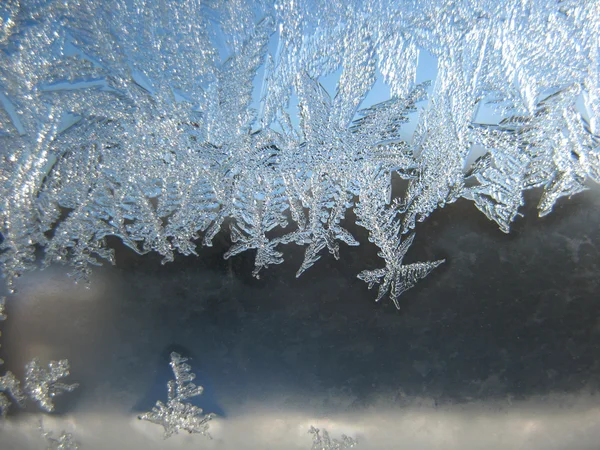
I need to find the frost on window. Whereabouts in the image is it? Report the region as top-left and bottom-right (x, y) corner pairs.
(0, 0), (599, 308)
(138, 352), (214, 439)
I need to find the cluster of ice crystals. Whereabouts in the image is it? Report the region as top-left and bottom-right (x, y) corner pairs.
(309, 426), (357, 450)
(24, 359), (79, 413)
(1, 0), (599, 307)
(1, 356), (76, 416)
(138, 352), (214, 439)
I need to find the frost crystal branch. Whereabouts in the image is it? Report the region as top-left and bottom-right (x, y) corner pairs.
(138, 352), (214, 439)
(356, 171), (445, 308)
(1, 0), (599, 308)
(309, 426), (357, 450)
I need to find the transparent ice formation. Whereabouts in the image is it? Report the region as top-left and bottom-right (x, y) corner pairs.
(0, 0), (599, 308)
(138, 352), (214, 439)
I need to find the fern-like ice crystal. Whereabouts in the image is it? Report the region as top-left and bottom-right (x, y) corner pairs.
(138, 352), (214, 439)
(1, 0), (599, 308)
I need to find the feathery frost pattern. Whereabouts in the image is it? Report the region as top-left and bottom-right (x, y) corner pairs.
(1, 0), (599, 308)
(138, 352), (214, 438)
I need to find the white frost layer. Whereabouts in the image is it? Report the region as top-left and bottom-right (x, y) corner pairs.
(1, 393), (599, 449)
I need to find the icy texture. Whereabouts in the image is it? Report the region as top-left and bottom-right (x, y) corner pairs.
(43, 431), (79, 450)
(24, 359), (79, 413)
(355, 172), (445, 308)
(309, 426), (357, 449)
(0, 0), (599, 308)
(1, 357), (76, 416)
(40, 423), (80, 450)
(138, 352), (214, 439)
(0, 370), (25, 417)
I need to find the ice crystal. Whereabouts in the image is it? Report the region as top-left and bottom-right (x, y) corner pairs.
(355, 169), (445, 308)
(1, 0), (599, 308)
(309, 426), (357, 450)
(24, 359), (79, 413)
(1, 358), (77, 417)
(0, 370), (25, 418)
(40, 422), (80, 450)
(43, 431), (79, 450)
(467, 85), (600, 232)
(138, 352), (214, 439)
(0, 303), (75, 416)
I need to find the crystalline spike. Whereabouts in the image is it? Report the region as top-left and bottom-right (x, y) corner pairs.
(168, 352), (204, 401)
(332, 25), (376, 128)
